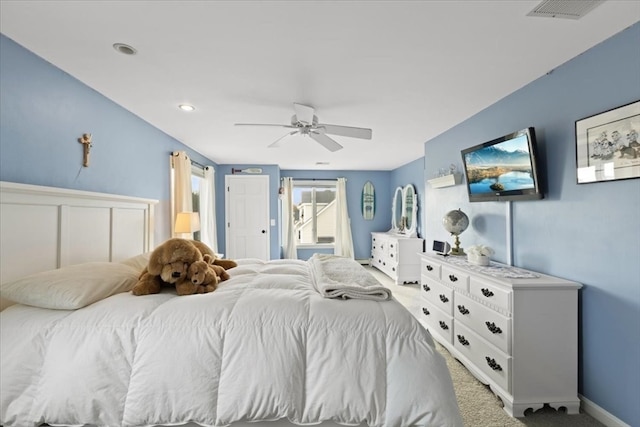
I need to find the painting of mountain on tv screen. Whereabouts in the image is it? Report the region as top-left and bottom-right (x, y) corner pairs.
(463, 134), (534, 194)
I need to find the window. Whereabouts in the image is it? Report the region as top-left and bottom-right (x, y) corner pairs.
(190, 164), (204, 241)
(170, 152), (205, 240)
(291, 180), (337, 246)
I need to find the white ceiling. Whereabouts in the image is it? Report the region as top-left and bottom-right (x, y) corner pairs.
(1, 1), (638, 171)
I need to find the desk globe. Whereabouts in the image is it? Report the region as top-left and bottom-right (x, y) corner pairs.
(442, 209), (469, 255)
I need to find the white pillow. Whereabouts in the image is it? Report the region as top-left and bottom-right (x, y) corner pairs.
(119, 252), (152, 272)
(0, 262), (140, 310)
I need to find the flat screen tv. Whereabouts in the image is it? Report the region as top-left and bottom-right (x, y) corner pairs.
(461, 127), (544, 202)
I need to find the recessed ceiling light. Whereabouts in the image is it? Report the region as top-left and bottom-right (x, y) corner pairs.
(178, 104), (195, 112)
(112, 43), (137, 55)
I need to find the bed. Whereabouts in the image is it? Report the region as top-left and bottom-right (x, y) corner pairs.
(0, 181), (463, 427)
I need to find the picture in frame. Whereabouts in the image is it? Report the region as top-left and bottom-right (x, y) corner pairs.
(576, 100), (640, 184)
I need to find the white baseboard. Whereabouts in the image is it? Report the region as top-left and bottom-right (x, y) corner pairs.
(356, 259), (370, 265)
(580, 394), (631, 427)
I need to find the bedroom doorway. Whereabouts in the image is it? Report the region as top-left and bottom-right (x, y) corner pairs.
(225, 175), (270, 260)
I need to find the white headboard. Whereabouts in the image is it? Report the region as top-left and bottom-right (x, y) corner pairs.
(0, 181), (157, 310)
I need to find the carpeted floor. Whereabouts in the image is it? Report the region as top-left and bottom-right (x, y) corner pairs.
(365, 266), (605, 427)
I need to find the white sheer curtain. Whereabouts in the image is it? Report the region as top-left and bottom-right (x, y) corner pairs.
(281, 177), (297, 259)
(199, 166), (218, 252)
(171, 151), (194, 238)
(334, 177), (354, 259)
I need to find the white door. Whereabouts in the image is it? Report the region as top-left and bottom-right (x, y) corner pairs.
(225, 175), (270, 260)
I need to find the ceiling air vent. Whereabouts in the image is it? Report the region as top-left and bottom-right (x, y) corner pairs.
(527, 0), (606, 20)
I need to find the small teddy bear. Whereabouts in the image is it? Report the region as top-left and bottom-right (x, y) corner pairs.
(187, 259), (220, 294)
(188, 254), (233, 294)
(203, 254), (230, 281)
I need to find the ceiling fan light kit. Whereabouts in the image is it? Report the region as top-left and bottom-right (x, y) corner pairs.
(235, 103), (372, 152)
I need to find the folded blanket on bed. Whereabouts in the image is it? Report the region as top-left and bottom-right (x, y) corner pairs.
(309, 253), (392, 301)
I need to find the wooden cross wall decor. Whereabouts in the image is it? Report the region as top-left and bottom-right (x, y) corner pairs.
(78, 133), (92, 167)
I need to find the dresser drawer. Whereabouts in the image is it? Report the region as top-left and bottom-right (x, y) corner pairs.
(469, 277), (511, 313)
(387, 240), (398, 261)
(420, 300), (453, 345)
(371, 254), (384, 270)
(454, 321), (511, 393)
(421, 277), (454, 315)
(441, 265), (470, 293)
(420, 258), (441, 281)
(455, 292), (511, 354)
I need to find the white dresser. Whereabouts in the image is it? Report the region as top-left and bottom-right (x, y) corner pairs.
(418, 253), (582, 418)
(370, 232), (424, 284)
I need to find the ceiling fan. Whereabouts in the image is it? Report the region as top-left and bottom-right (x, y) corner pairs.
(234, 103), (372, 152)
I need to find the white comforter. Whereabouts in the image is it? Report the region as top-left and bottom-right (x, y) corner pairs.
(1, 259), (463, 427)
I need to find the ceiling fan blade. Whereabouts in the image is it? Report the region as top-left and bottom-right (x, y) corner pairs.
(268, 130), (299, 148)
(318, 123), (372, 140)
(293, 103), (315, 125)
(235, 123), (296, 128)
(309, 132), (343, 152)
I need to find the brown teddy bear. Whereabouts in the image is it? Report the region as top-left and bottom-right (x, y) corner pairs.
(132, 238), (238, 296)
(190, 240), (238, 270)
(187, 254), (232, 294)
(132, 269), (165, 296)
(203, 254), (231, 281)
(132, 238), (203, 296)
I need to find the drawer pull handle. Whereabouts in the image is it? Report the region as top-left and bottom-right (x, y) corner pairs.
(481, 288), (494, 298)
(426, 265), (433, 271)
(457, 305), (469, 315)
(485, 357), (502, 371)
(457, 335), (469, 346)
(438, 321), (449, 330)
(422, 284), (431, 292)
(439, 294), (449, 303)
(422, 307), (430, 316)
(448, 274), (458, 282)
(485, 321), (502, 334)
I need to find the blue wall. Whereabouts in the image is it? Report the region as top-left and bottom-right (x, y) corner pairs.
(422, 23), (640, 426)
(0, 33), (396, 263)
(0, 34), (218, 244)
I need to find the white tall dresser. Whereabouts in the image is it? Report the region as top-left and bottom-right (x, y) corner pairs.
(418, 253), (582, 418)
(370, 232), (424, 284)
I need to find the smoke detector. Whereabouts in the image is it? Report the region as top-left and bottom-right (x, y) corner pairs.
(527, 0), (605, 20)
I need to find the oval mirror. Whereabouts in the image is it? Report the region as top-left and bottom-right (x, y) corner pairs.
(403, 184), (417, 237)
(391, 186), (403, 231)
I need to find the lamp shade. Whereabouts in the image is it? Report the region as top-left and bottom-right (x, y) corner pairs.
(175, 212), (201, 233)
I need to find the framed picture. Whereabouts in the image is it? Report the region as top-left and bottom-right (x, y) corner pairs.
(576, 100), (640, 184)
